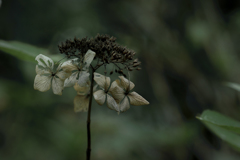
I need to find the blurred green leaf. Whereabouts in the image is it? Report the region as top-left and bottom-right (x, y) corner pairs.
(0, 40), (63, 62)
(197, 110), (240, 134)
(225, 82), (240, 92)
(0, 40), (48, 62)
(204, 122), (240, 151)
(197, 110), (240, 151)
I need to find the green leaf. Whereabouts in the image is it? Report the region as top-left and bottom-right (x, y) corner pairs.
(197, 110), (240, 151)
(0, 40), (48, 62)
(204, 122), (240, 151)
(224, 82), (240, 92)
(197, 110), (240, 134)
(0, 40), (63, 62)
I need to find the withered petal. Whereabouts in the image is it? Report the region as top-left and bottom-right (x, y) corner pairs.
(93, 90), (106, 105)
(128, 91), (149, 106)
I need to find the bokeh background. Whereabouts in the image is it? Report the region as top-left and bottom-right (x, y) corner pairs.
(1, 0), (240, 159)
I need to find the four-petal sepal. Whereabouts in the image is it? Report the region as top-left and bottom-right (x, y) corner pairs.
(34, 54), (68, 95)
(109, 76), (150, 113)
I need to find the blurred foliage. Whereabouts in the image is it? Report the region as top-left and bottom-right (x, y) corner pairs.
(225, 82), (240, 92)
(198, 110), (240, 151)
(1, 0), (240, 160)
(0, 40), (62, 62)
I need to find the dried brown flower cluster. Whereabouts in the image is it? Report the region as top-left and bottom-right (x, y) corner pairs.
(58, 34), (141, 77)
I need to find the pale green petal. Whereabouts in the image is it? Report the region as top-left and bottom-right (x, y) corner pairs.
(36, 65), (51, 75)
(118, 76), (135, 91)
(61, 58), (78, 72)
(93, 90), (106, 105)
(94, 72), (110, 91)
(52, 77), (64, 95)
(77, 71), (90, 87)
(34, 74), (52, 92)
(119, 96), (130, 113)
(128, 91), (149, 106)
(64, 71), (78, 87)
(106, 94), (119, 112)
(83, 50), (96, 70)
(109, 81), (125, 103)
(35, 54), (54, 70)
(74, 95), (89, 112)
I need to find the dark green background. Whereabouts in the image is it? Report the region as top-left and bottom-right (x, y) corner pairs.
(1, 0), (240, 159)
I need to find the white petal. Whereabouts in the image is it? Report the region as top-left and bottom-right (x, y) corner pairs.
(109, 79), (120, 92)
(106, 94), (119, 112)
(61, 59), (78, 72)
(109, 81), (125, 103)
(83, 50), (96, 70)
(74, 82), (90, 95)
(55, 62), (63, 72)
(93, 90), (106, 105)
(77, 71), (90, 87)
(119, 96), (130, 113)
(128, 92), (149, 106)
(118, 76), (135, 91)
(93, 84), (98, 92)
(52, 77), (64, 95)
(56, 70), (71, 80)
(35, 54), (54, 69)
(74, 95), (89, 112)
(34, 74), (52, 92)
(64, 71), (78, 87)
(36, 65), (51, 75)
(94, 72), (110, 91)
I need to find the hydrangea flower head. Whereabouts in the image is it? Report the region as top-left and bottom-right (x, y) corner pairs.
(61, 49), (96, 88)
(110, 76), (149, 113)
(34, 54), (69, 95)
(93, 73), (119, 112)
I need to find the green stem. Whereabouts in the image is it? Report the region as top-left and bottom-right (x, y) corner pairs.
(86, 67), (95, 160)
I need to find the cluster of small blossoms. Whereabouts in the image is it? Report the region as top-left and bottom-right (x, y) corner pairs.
(34, 35), (149, 113)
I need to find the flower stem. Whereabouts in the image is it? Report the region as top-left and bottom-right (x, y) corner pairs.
(86, 67), (95, 160)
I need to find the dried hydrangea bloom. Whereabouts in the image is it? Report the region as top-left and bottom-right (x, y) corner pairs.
(73, 81), (98, 112)
(34, 54), (69, 95)
(74, 95), (89, 112)
(110, 76), (149, 112)
(73, 81), (90, 112)
(74, 80), (91, 95)
(93, 73), (119, 112)
(61, 49), (96, 88)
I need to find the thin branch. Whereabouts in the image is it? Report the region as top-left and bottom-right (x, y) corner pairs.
(94, 63), (104, 70)
(113, 62), (121, 70)
(86, 66), (95, 160)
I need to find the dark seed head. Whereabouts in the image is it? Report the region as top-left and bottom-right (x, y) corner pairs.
(58, 34), (140, 74)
